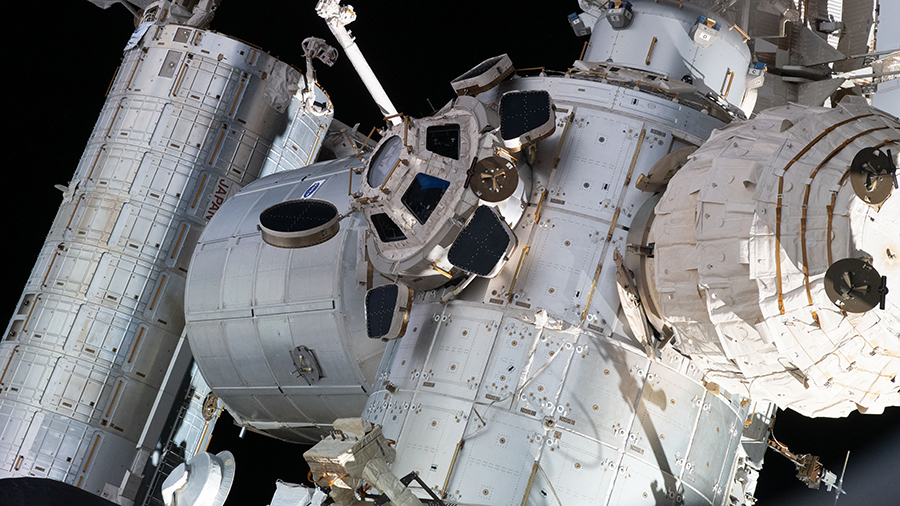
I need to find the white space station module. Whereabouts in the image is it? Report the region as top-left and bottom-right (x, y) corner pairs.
(2, 1), (898, 506)
(0, 0), (339, 502)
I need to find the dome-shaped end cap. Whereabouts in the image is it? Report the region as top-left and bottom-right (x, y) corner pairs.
(211, 451), (236, 506)
(161, 451), (236, 506)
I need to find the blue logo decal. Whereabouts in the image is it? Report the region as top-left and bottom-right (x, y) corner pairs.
(303, 180), (325, 199)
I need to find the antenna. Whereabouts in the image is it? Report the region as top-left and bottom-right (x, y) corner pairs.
(831, 451), (850, 506)
(767, 437), (850, 499)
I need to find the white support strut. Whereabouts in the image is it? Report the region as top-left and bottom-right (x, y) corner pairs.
(316, 0), (402, 125)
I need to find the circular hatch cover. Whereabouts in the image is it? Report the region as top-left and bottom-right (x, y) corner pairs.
(849, 147), (896, 206)
(259, 199), (340, 248)
(468, 155), (518, 202)
(823, 258), (885, 313)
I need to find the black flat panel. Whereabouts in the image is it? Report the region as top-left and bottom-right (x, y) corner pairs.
(499, 90), (552, 141)
(401, 173), (451, 225)
(426, 124), (461, 160)
(371, 213), (407, 243)
(448, 206), (510, 276)
(366, 284), (399, 339)
(259, 200), (337, 232)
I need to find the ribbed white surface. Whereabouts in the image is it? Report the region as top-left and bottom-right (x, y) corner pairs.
(650, 103), (900, 417)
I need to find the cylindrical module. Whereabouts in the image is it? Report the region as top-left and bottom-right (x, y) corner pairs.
(0, 13), (331, 503)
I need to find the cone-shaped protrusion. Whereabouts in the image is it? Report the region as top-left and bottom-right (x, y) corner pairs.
(161, 451), (235, 506)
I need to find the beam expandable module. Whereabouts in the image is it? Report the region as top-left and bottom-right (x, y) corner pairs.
(631, 104), (899, 418)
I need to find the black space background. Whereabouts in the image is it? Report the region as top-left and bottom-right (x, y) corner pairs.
(4, 1), (898, 505)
